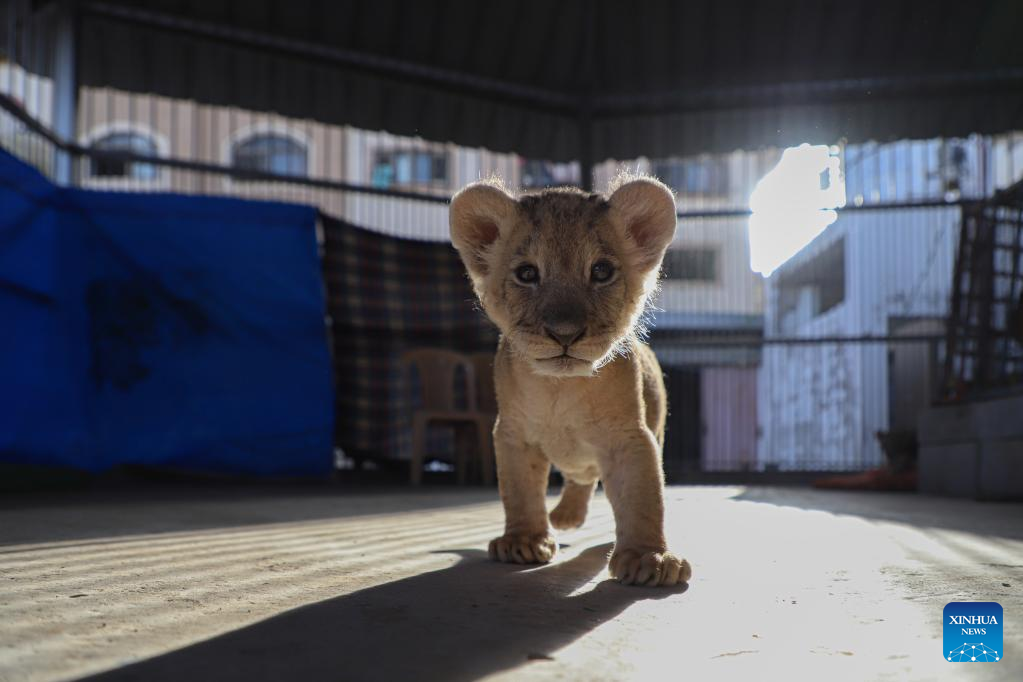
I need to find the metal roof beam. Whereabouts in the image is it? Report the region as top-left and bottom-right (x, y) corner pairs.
(592, 68), (1023, 118)
(81, 1), (581, 117)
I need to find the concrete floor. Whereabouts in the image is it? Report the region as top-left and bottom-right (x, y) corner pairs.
(0, 485), (1020, 682)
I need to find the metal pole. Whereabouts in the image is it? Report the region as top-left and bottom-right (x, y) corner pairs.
(579, 115), (593, 191)
(578, 5), (595, 191)
(52, 0), (77, 185)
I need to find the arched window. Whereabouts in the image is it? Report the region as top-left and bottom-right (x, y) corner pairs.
(89, 132), (159, 181)
(231, 133), (308, 178)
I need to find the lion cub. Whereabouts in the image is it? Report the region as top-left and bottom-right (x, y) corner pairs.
(449, 175), (691, 587)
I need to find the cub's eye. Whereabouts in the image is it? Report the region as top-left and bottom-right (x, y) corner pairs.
(514, 264), (539, 284)
(591, 260), (615, 283)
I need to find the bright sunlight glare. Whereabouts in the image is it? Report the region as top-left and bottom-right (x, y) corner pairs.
(748, 143), (846, 276)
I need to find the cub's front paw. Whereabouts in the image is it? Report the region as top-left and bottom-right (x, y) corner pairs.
(609, 548), (691, 586)
(488, 533), (557, 564)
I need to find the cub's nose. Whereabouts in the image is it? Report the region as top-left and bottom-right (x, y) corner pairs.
(545, 325), (586, 348)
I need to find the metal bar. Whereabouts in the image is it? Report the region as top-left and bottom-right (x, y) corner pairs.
(943, 205), (971, 390)
(0, 91), (67, 148)
(647, 333), (947, 347)
(0, 93), (452, 203)
(51, 0), (77, 185)
(592, 67), (1023, 118)
(578, 117), (593, 192)
(0, 93), (992, 212)
(973, 211), (997, 384)
(77, 148), (455, 203)
(578, 6), (595, 191)
(675, 199), (979, 220)
(80, 1), (580, 117)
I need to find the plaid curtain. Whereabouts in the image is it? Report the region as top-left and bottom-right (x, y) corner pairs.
(321, 215), (498, 461)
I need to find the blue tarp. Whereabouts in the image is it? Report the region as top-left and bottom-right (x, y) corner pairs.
(0, 151), (334, 476)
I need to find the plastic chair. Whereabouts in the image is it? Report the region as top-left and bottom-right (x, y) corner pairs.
(470, 352), (498, 486)
(402, 348), (491, 485)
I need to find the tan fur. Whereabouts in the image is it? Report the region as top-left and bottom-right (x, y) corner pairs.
(449, 175), (691, 586)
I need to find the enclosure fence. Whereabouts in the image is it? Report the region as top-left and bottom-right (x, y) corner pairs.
(3, 0), (1023, 477)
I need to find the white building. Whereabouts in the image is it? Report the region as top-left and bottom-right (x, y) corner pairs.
(757, 206), (959, 470)
(755, 134), (1023, 471)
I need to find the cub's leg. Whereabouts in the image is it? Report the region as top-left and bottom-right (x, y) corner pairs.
(600, 428), (691, 587)
(549, 479), (597, 530)
(488, 430), (557, 564)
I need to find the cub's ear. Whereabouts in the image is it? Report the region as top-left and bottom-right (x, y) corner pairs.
(449, 182), (517, 279)
(608, 177), (677, 272)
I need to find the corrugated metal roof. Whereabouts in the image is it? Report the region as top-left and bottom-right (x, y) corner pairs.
(75, 0), (1023, 160)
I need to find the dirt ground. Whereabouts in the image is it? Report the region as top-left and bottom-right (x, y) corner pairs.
(0, 484), (1020, 681)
